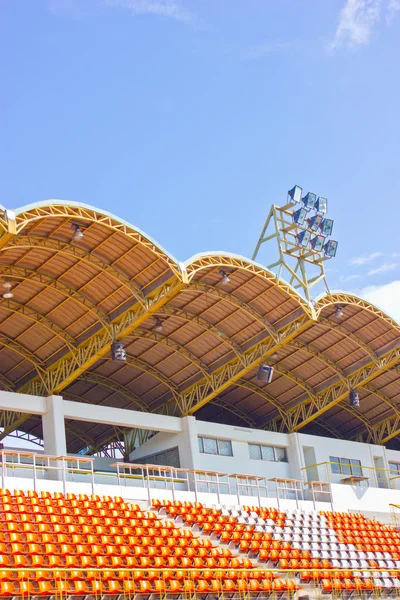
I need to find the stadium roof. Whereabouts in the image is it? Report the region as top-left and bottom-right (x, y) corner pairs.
(1, 200), (400, 454)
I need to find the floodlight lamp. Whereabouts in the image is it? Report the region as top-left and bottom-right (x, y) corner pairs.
(288, 185), (303, 204)
(297, 230), (311, 247)
(315, 196), (328, 214)
(320, 218), (334, 236)
(302, 192), (316, 210)
(349, 390), (360, 408)
(2, 282), (13, 299)
(111, 340), (126, 362)
(257, 364), (274, 384)
(153, 318), (163, 333)
(323, 239), (338, 258)
(71, 223), (84, 242)
(293, 207), (307, 225)
(335, 306), (344, 319)
(270, 352), (279, 360)
(308, 214), (324, 232)
(310, 235), (324, 252)
(220, 270), (230, 285)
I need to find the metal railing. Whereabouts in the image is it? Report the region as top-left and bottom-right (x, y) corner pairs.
(301, 461), (398, 489)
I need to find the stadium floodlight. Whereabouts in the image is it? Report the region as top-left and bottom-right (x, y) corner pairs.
(323, 239), (338, 258)
(288, 185), (303, 204)
(335, 306), (344, 319)
(2, 282), (13, 299)
(293, 207), (307, 225)
(349, 390), (360, 408)
(111, 340), (126, 362)
(153, 318), (163, 333)
(220, 270), (230, 285)
(302, 192), (316, 210)
(71, 223), (84, 242)
(308, 214), (324, 232)
(310, 235), (325, 252)
(257, 364), (274, 383)
(320, 218), (334, 236)
(297, 230), (311, 247)
(315, 196), (328, 214)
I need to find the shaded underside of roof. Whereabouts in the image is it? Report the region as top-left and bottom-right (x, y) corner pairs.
(1, 201), (400, 453)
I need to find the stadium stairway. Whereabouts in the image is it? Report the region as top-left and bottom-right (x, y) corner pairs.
(0, 489), (298, 598)
(0, 488), (400, 597)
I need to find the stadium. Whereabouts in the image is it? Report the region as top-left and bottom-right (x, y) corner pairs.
(1, 192), (400, 598)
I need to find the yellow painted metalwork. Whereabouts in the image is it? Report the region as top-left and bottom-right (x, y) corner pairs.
(1, 235), (147, 307)
(252, 204), (330, 303)
(0, 299), (76, 351)
(172, 313), (313, 416)
(14, 202), (181, 276)
(265, 344), (400, 432)
(76, 372), (145, 411)
(22, 276), (186, 396)
(185, 253), (312, 316)
(0, 265), (110, 328)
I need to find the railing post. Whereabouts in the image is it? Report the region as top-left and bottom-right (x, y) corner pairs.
(62, 457), (66, 496)
(90, 459), (95, 496)
(1, 452), (5, 490)
(33, 454), (37, 492)
(146, 465), (151, 506)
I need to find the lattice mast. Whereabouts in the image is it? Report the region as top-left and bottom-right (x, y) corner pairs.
(252, 185), (338, 303)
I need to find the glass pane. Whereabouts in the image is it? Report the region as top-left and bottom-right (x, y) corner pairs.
(249, 444), (262, 460)
(340, 457), (351, 475)
(217, 440), (232, 456)
(166, 448), (180, 468)
(350, 459), (362, 477)
(330, 457), (340, 474)
(261, 446), (275, 461)
(203, 437), (218, 455)
(275, 447), (287, 462)
(198, 437), (204, 453)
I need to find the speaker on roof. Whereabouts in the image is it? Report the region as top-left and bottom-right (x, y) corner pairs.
(257, 364), (274, 384)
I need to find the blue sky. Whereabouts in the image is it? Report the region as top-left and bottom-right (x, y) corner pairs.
(2, 0), (400, 318)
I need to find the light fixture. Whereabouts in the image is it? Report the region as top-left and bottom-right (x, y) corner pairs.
(335, 306), (344, 319)
(308, 214), (324, 232)
(288, 185), (303, 204)
(257, 364), (274, 384)
(297, 230), (311, 247)
(310, 234), (325, 252)
(349, 390), (360, 408)
(220, 270), (230, 285)
(270, 352), (279, 360)
(293, 207), (307, 225)
(2, 282), (13, 299)
(71, 223), (84, 242)
(153, 318), (163, 333)
(302, 192), (316, 210)
(320, 218), (334, 236)
(315, 196), (328, 214)
(111, 340), (126, 362)
(323, 239), (338, 257)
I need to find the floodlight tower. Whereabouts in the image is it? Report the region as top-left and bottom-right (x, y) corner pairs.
(252, 185), (338, 303)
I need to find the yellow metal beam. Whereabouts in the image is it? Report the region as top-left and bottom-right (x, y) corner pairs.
(21, 275), (185, 396)
(265, 344), (400, 433)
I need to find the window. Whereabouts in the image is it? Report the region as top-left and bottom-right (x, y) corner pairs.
(133, 446), (180, 468)
(329, 456), (362, 477)
(389, 461), (400, 475)
(248, 444), (288, 462)
(198, 436), (233, 456)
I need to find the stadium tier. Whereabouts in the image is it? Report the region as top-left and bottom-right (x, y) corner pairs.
(1, 201), (400, 596)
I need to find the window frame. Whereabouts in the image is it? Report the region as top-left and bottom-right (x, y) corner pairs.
(198, 436), (233, 457)
(248, 443), (288, 463)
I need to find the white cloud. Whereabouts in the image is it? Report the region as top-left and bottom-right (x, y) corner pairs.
(339, 274), (362, 282)
(105, 0), (192, 21)
(367, 262), (398, 275)
(330, 0), (399, 49)
(349, 251), (383, 266)
(357, 280), (400, 323)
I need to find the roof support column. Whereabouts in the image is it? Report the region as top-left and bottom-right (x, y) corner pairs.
(42, 396), (66, 480)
